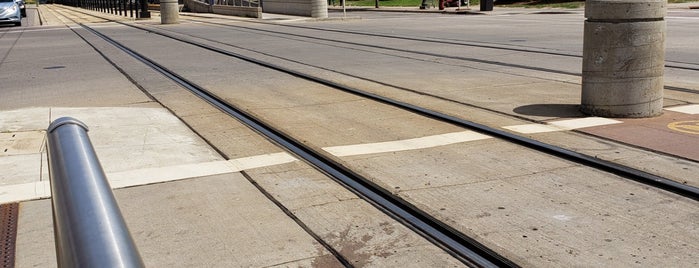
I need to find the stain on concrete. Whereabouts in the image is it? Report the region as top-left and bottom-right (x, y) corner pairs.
(310, 251), (343, 268)
(321, 222), (411, 267)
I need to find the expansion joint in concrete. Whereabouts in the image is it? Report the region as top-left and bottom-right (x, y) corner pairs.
(587, 18), (664, 23)
(301, 198), (361, 210)
(239, 171), (351, 266)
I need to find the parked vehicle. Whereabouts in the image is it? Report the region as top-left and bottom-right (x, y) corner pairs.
(15, 0), (25, 17)
(0, 0), (21, 26)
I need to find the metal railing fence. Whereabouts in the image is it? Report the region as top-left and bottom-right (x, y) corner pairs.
(215, 0), (259, 8)
(55, 0), (151, 18)
(47, 117), (144, 268)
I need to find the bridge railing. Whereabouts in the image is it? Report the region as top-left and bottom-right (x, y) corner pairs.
(55, 0), (151, 19)
(216, 0), (259, 8)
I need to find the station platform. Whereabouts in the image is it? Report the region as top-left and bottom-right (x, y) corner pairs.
(1, 3), (698, 267)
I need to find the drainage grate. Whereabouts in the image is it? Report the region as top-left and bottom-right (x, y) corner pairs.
(0, 203), (19, 268)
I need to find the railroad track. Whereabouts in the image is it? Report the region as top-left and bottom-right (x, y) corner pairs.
(55, 6), (699, 198)
(46, 5), (699, 266)
(180, 13), (699, 88)
(116, 20), (699, 200)
(50, 7), (516, 267)
(164, 14), (699, 127)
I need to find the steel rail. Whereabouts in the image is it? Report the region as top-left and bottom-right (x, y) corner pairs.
(182, 17), (699, 93)
(132, 23), (699, 144)
(49, 7), (699, 268)
(113, 21), (699, 202)
(47, 117), (144, 268)
(60, 3), (699, 199)
(181, 14), (699, 73)
(74, 19), (516, 268)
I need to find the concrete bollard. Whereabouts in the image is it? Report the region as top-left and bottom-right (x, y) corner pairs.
(311, 0), (328, 18)
(581, 0), (666, 117)
(160, 0), (180, 24)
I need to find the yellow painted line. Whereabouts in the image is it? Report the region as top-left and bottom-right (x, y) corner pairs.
(504, 117), (623, 134)
(323, 131), (492, 157)
(667, 121), (699, 135)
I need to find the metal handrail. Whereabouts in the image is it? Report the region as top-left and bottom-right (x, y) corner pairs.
(47, 117), (144, 268)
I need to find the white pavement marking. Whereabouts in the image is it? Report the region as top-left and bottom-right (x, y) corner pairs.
(227, 152), (298, 171)
(503, 124), (564, 134)
(666, 16), (699, 20)
(503, 117), (623, 134)
(665, 104), (699, 115)
(0, 181), (51, 204)
(548, 117), (622, 129)
(323, 131), (492, 157)
(109, 160), (235, 189)
(0, 152), (297, 204)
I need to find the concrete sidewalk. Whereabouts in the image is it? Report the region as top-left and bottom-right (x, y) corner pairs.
(1, 5), (467, 267)
(2, 3), (698, 267)
(0, 11), (341, 266)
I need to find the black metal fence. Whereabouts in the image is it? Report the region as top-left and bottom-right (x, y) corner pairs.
(216, 0), (259, 8)
(55, 0), (152, 18)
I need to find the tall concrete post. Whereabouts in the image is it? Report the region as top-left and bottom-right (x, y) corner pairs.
(581, 0), (666, 117)
(160, 0), (179, 24)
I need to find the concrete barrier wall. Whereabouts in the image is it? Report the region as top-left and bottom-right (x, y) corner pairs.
(185, 0), (325, 18)
(262, 0), (327, 18)
(184, 0), (261, 18)
(184, 0), (212, 12)
(212, 5), (261, 18)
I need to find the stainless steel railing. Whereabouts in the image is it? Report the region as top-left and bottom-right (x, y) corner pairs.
(47, 117), (144, 268)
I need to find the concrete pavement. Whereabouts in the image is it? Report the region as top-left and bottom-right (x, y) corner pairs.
(2, 3), (698, 267)
(1, 5), (466, 267)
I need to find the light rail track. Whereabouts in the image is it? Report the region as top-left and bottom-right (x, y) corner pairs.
(182, 14), (699, 74)
(56, 3), (699, 204)
(49, 6), (699, 266)
(110, 19), (699, 199)
(51, 7), (517, 268)
(118, 19), (696, 151)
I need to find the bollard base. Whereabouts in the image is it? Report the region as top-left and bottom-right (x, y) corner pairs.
(160, 0), (179, 24)
(580, 100), (664, 118)
(581, 0), (666, 118)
